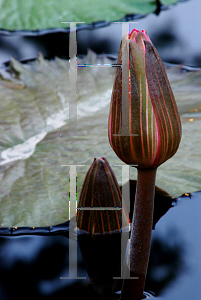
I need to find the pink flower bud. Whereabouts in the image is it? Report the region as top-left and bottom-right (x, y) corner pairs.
(108, 29), (182, 168)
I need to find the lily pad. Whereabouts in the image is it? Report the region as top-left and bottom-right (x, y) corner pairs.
(0, 52), (200, 227)
(0, 0), (180, 30)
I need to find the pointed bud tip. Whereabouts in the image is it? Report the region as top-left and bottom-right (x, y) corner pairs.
(94, 157), (106, 162)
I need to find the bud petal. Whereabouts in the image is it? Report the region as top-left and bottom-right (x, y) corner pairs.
(145, 40), (182, 167)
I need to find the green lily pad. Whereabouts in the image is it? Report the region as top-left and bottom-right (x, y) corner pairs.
(0, 52), (200, 227)
(0, 0), (180, 30)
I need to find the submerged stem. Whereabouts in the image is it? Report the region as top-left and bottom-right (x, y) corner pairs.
(120, 168), (157, 300)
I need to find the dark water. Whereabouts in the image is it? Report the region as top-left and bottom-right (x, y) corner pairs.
(0, 191), (200, 300)
(148, 190), (201, 300)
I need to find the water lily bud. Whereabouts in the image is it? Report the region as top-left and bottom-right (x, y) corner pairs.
(77, 157), (128, 233)
(108, 29), (182, 168)
(77, 158), (126, 298)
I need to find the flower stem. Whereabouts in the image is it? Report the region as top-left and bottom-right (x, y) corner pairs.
(120, 168), (157, 300)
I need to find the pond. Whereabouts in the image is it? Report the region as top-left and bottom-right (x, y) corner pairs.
(0, 191), (201, 299)
(0, 0), (200, 299)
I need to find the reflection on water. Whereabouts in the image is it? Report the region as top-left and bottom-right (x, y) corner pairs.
(146, 230), (184, 296)
(150, 190), (201, 300)
(78, 231), (122, 300)
(0, 235), (92, 299)
(0, 191), (200, 299)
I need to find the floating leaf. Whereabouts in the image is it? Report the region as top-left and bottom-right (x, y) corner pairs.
(0, 52), (200, 227)
(0, 0), (181, 30)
